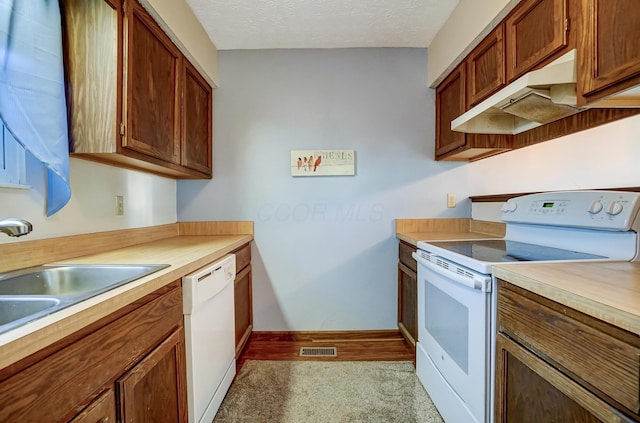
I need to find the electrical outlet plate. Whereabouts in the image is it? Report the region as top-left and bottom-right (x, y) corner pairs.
(447, 193), (456, 208)
(116, 195), (124, 215)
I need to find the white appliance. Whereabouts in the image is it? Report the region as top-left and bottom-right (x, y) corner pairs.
(413, 190), (640, 423)
(183, 254), (236, 423)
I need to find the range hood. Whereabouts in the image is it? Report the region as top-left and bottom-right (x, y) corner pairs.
(452, 49), (640, 134)
(452, 50), (582, 135)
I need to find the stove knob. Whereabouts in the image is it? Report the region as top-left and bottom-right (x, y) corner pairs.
(502, 200), (517, 213)
(587, 200), (603, 214)
(606, 201), (624, 216)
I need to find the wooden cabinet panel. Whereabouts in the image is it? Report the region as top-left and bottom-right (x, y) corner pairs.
(70, 389), (117, 423)
(398, 262), (417, 349)
(505, 0), (569, 81)
(467, 24), (506, 106)
(398, 241), (417, 273)
(234, 243), (252, 274)
(497, 280), (640, 421)
(63, 0), (121, 155)
(496, 334), (624, 423)
(578, 0), (640, 102)
(181, 59), (213, 175)
(398, 242), (417, 352)
(498, 285), (640, 412)
(117, 328), (188, 423)
(0, 282), (183, 422)
(124, 0), (181, 164)
(234, 265), (253, 357)
(435, 64), (466, 157)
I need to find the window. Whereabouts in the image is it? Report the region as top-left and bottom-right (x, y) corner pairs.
(0, 121), (27, 187)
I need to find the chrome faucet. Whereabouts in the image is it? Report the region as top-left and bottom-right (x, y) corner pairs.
(0, 218), (33, 237)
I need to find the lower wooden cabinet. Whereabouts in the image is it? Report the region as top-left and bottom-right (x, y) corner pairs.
(496, 333), (615, 422)
(118, 328), (188, 423)
(233, 242), (253, 358)
(398, 242), (418, 352)
(496, 280), (640, 422)
(0, 281), (187, 422)
(70, 389), (117, 423)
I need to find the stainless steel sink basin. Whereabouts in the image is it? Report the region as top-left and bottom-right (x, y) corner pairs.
(0, 264), (168, 296)
(0, 297), (60, 328)
(0, 264), (169, 335)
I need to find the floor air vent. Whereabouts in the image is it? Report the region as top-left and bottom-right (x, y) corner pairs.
(299, 347), (337, 357)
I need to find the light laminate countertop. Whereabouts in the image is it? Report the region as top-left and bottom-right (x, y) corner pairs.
(397, 231), (503, 247)
(493, 261), (640, 336)
(0, 234), (252, 370)
(396, 218), (505, 247)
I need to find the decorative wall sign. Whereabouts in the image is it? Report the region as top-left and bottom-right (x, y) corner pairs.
(291, 150), (356, 177)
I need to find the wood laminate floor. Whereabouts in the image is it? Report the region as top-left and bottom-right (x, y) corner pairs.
(237, 330), (415, 372)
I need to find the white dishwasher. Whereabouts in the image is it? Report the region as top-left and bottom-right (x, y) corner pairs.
(183, 254), (236, 423)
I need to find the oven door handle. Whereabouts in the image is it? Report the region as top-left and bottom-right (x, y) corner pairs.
(412, 252), (491, 292)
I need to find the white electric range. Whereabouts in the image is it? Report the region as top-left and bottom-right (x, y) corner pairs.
(412, 190), (640, 423)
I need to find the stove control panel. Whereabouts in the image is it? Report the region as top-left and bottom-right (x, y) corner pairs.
(501, 190), (640, 231)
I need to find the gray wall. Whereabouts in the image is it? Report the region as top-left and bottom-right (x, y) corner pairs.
(177, 48), (466, 330)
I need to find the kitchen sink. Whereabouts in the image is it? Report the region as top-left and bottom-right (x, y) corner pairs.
(0, 297), (61, 328)
(0, 264), (169, 335)
(0, 265), (168, 296)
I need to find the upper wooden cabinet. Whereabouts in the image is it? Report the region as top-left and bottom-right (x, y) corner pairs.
(63, 0), (213, 179)
(434, 0), (640, 162)
(467, 24), (506, 106)
(435, 63), (511, 161)
(435, 64), (467, 158)
(124, 0), (182, 166)
(578, 0), (640, 104)
(182, 60), (213, 174)
(505, 0), (570, 82)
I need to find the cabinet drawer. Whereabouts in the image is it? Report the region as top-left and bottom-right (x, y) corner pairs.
(498, 284), (640, 413)
(234, 243), (251, 273)
(398, 242), (417, 272)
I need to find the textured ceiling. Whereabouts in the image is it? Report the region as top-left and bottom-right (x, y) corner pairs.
(186, 0), (460, 50)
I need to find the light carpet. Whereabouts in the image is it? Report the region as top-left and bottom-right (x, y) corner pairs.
(213, 360), (444, 422)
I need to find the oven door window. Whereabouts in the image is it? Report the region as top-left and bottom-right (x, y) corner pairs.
(426, 282), (469, 373)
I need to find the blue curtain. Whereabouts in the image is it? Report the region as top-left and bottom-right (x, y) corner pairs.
(0, 0), (71, 216)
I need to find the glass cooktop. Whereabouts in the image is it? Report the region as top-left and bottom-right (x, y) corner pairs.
(426, 239), (606, 263)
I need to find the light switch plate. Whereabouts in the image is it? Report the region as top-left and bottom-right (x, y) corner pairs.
(116, 195), (124, 215)
(447, 193), (456, 208)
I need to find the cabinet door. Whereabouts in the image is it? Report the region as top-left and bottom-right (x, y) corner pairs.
(70, 389), (117, 423)
(467, 24), (506, 106)
(505, 0), (569, 81)
(123, 0), (182, 164)
(181, 59), (212, 176)
(63, 0), (121, 154)
(435, 64), (466, 158)
(496, 334), (631, 423)
(397, 262), (417, 349)
(578, 0), (640, 102)
(117, 328), (188, 423)
(234, 264), (253, 357)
